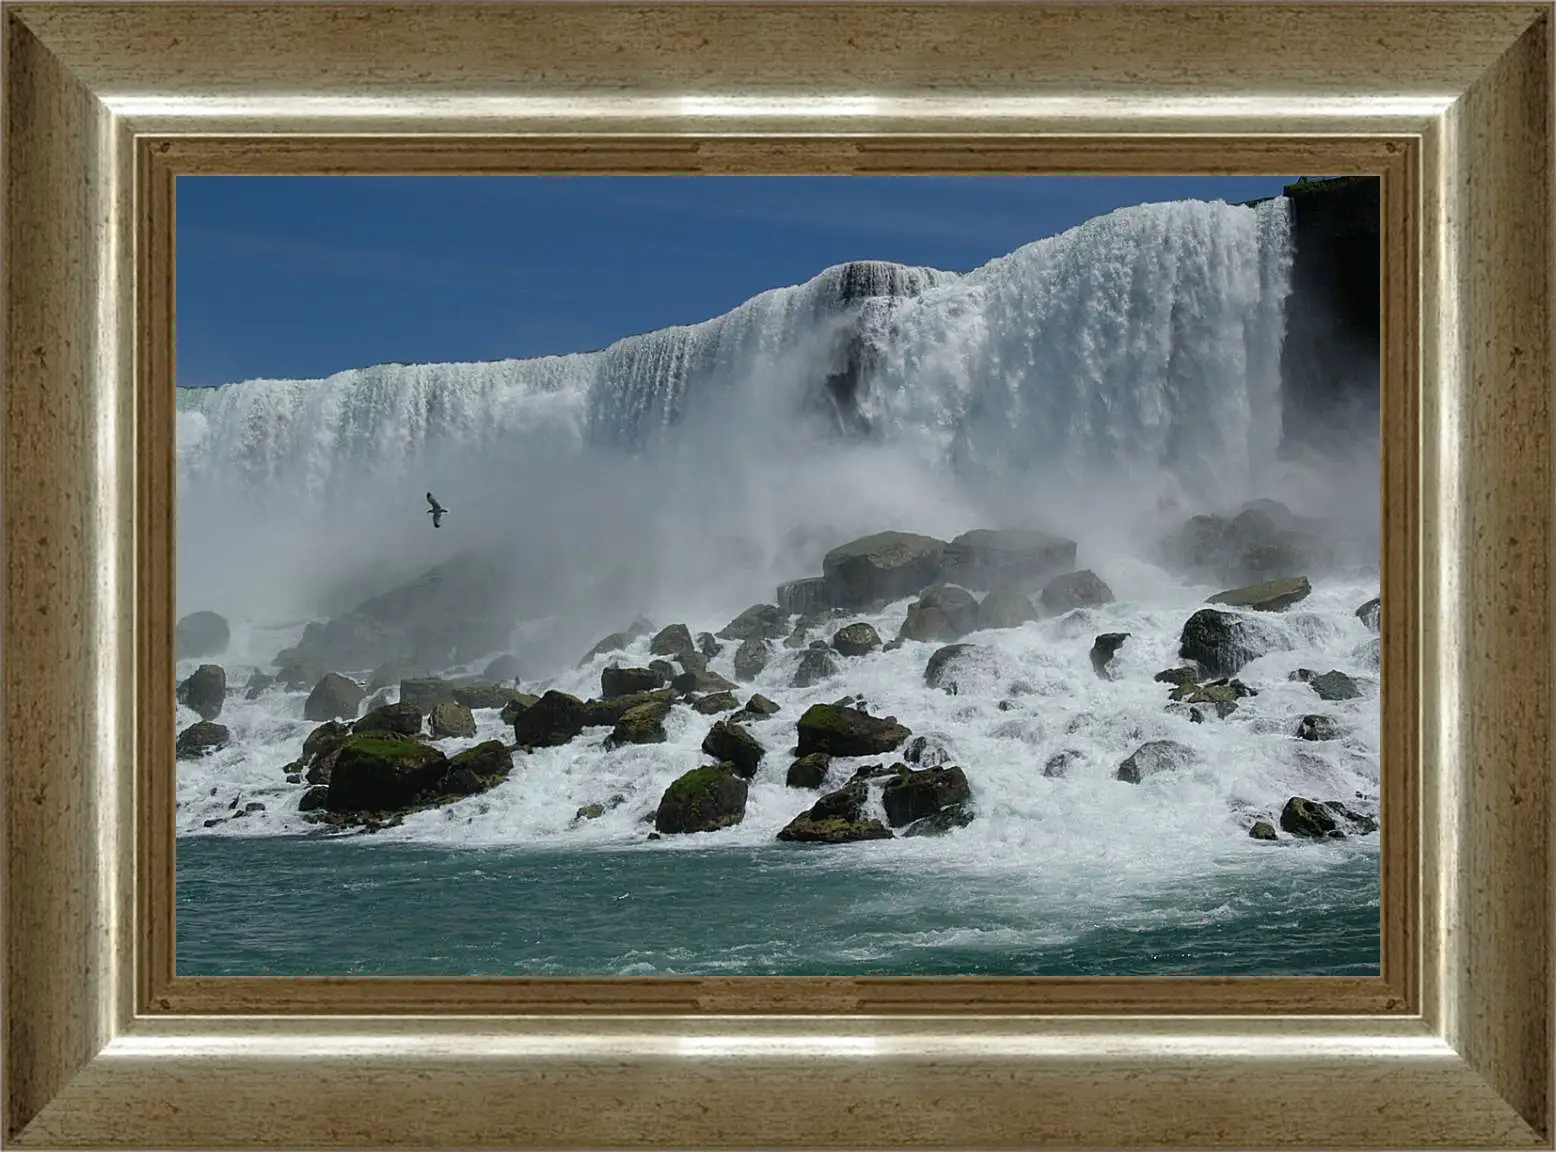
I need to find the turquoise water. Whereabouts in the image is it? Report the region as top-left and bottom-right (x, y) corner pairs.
(176, 835), (1380, 976)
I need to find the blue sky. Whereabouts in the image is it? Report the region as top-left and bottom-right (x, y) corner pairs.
(176, 175), (1297, 388)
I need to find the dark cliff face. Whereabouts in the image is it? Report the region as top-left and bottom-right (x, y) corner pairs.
(1276, 176), (1381, 454)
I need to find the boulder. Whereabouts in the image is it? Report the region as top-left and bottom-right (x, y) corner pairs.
(513, 690), (590, 748)
(482, 654), (524, 683)
(903, 803), (975, 837)
(326, 736), (449, 813)
(777, 780), (893, 843)
(1356, 597), (1381, 633)
(734, 637), (771, 682)
(353, 702), (424, 737)
(655, 765), (749, 834)
(1207, 576), (1312, 612)
(609, 699), (673, 746)
(1116, 740), (1195, 783)
(429, 701), (477, 739)
(177, 664), (227, 721)
(881, 765), (972, 827)
(831, 622), (882, 657)
(175, 721), (230, 760)
(792, 647), (842, 688)
(822, 531), (947, 609)
(796, 703), (911, 757)
(1090, 633), (1130, 680)
(176, 611), (230, 660)
(975, 586), (1038, 631)
(940, 529), (1076, 591)
(1292, 668), (1362, 701)
(701, 720), (765, 778)
(1296, 714), (1342, 741)
(786, 752), (832, 789)
(601, 665), (668, 698)
(776, 576), (830, 616)
(716, 604), (788, 642)
(1179, 608), (1286, 678)
(399, 678), (458, 713)
(1040, 569), (1115, 613)
(303, 672), (363, 723)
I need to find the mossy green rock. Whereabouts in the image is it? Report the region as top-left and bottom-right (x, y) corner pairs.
(796, 704), (910, 758)
(326, 736), (449, 814)
(655, 765), (749, 834)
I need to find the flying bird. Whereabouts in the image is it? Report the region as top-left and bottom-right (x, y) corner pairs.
(425, 491), (447, 528)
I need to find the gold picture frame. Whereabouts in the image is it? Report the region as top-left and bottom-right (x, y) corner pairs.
(4, 2), (1551, 1146)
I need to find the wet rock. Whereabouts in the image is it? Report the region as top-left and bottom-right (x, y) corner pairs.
(822, 531), (947, 609)
(940, 528), (1076, 591)
(1207, 575), (1312, 612)
(796, 703), (911, 757)
(177, 664), (228, 721)
(175, 721), (230, 760)
(734, 637), (771, 682)
(701, 719), (765, 778)
(176, 611), (230, 660)
(975, 586), (1038, 631)
(303, 672), (364, 723)
(831, 622), (882, 657)
(792, 647), (842, 688)
(881, 764), (972, 827)
(513, 690), (590, 748)
(716, 604), (788, 642)
(354, 702), (424, 737)
(610, 699), (673, 746)
(1040, 569), (1115, 613)
(601, 665), (668, 698)
(1297, 714), (1342, 741)
(429, 701), (477, 739)
(777, 780), (892, 843)
(1090, 633), (1130, 680)
(903, 802), (975, 837)
(655, 765), (749, 834)
(786, 752), (832, 789)
(1356, 597), (1381, 633)
(1116, 740), (1195, 783)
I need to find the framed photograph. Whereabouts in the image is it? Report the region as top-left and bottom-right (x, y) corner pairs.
(4, 2), (1551, 1147)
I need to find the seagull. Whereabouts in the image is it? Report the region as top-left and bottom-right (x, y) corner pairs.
(425, 491), (447, 528)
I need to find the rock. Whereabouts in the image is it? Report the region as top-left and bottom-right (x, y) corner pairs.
(611, 699), (673, 745)
(367, 659), (413, 694)
(298, 786), (330, 812)
(832, 622), (882, 656)
(975, 586), (1038, 631)
(1280, 796), (1377, 838)
(940, 529), (1077, 591)
(822, 531), (948, 609)
(881, 765), (972, 827)
(792, 647), (842, 688)
(903, 803), (975, 837)
(1179, 608), (1285, 678)
(1249, 820), (1278, 841)
(696, 632), (723, 659)
(1154, 667), (1201, 688)
(1040, 569), (1115, 613)
(303, 672), (364, 723)
(1207, 576), (1312, 612)
(399, 678), (458, 713)
(499, 693), (540, 725)
(777, 780), (893, 843)
(1297, 714), (1342, 741)
(243, 672), (276, 700)
(1090, 633), (1130, 680)
(672, 667), (739, 696)
(326, 736), (449, 813)
(923, 643), (993, 694)
(1044, 749), (1084, 778)
(650, 623), (696, 659)
(513, 690), (590, 748)
(701, 720), (765, 778)
(482, 654), (524, 682)
(176, 611), (230, 659)
(175, 721), (230, 760)
(1116, 740), (1195, 783)
(733, 637), (771, 681)
(602, 665), (668, 698)
(429, 701), (477, 739)
(776, 576), (830, 616)
(1293, 668), (1362, 701)
(177, 664), (228, 721)
(796, 703), (911, 757)
(745, 694), (780, 716)
(1356, 597), (1381, 632)
(655, 765), (749, 834)
(786, 752), (832, 788)
(692, 691), (739, 715)
(716, 604), (788, 642)
(354, 701), (424, 736)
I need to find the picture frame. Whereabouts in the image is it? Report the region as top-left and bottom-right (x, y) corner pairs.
(4, 2), (1551, 1146)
